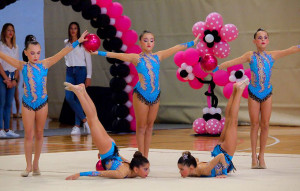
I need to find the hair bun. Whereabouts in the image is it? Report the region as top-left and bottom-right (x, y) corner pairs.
(182, 151), (191, 157)
(133, 151), (143, 158)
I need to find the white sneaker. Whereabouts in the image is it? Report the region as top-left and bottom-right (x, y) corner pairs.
(5, 130), (19, 138)
(0, 130), (7, 138)
(71, 126), (81, 135)
(84, 122), (90, 134)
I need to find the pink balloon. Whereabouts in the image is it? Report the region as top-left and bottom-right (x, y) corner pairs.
(95, 160), (105, 171)
(205, 12), (223, 31)
(205, 119), (221, 135)
(107, 2), (123, 19)
(196, 41), (213, 55)
(227, 64), (243, 74)
(115, 15), (131, 31)
(82, 34), (101, 52)
(223, 82), (234, 99)
(242, 86), (249, 98)
(192, 21), (206, 38)
(193, 118), (207, 134)
(126, 44), (142, 54)
(128, 63), (138, 76)
(193, 63), (208, 78)
(188, 78), (203, 89)
(220, 24), (239, 42)
(200, 54), (218, 71)
(183, 48), (200, 66)
(213, 70), (229, 86)
(122, 30), (138, 46)
(244, 68), (251, 81)
(174, 51), (184, 67)
(176, 69), (187, 82)
(213, 41), (230, 58)
(130, 75), (139, 87)
(96, 0), (112, 7)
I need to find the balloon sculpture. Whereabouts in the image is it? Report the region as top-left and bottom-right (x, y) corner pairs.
(83, 33), (101, 52)
(175, 12), (247, 135)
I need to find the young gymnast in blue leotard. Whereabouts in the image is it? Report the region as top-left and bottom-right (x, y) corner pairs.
(91, 31), (200, 158)
(213, 28), (300, 169)
(0, 30), (89, 177)
(177, 78), (249, 178)
(64, 82), (149, 180)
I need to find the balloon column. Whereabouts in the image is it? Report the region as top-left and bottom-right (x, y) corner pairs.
(50, 0), (140, 132)
(175, 12), (246, 135)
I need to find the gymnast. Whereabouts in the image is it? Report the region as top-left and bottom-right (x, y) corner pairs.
(64, 82), (150, 179)
(214, 28), (300, 169)
(91, 31), (200, 158)
(177, 78), (249, 178)
(0, 29), (88, 177)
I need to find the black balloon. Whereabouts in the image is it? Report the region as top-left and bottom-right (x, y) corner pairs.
(61, 0), (72, 6)
(82, 5), (100, 20)
(112, 105), (129, 118)
(112, 91), (129, 104)
(97, 27), (108, 39)
(110, 64), (118, 76)
(112, 118), (130, 132)
(116, 64), (130, 77)
(110, 77), (127, 92)
(103, 39), (113, 51)
(70, 0), (80, 6)
(110, 37), (122, 51)
(106, 25), (117, 39)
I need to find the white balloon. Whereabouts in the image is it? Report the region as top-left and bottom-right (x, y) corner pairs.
(229, 75), (236, 82)
(203, 107), (209, 114)
(216, 108), (222, 114)
(116, 31), (123, 38)
(187, 73), (195, 80)
(125, 114), (133, 122)
(101, 7), (107, 14)
(124, 85), (133, 93)
(209, 107), (216, 114)
(186, 66), (193, 73)
(110, 18), (116, 25)
(181, 63), (187, 69)
(125, 101), (132, 108)
(205, 34), (214, 43)
(121, 44), (127, 52)
(124, 75), (133, 83)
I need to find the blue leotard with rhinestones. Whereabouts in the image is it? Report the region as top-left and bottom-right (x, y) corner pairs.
(100, 142), (123, 170)
(134, 53), (160, 105)
(22, 63), (48, 111)
(248, 52), (274, 102)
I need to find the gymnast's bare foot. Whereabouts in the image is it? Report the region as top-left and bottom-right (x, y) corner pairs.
(235, 78), (249, 91)
(64, 82), (85, 93)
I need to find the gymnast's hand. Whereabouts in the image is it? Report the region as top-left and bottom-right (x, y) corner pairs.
(216, 174), (227, 178)
(193, 34), (201, 46)
(78, 30), (89, 44)
(90, 51), (98, 55)
(66, 173), (80, 180)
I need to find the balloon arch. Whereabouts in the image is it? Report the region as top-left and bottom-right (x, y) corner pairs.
(0, 0), (139, 133)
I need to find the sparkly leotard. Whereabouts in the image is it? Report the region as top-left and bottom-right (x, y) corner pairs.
(202, 144), (235, 177)
(248, 51), (274, 102)
(22, 63), (48, 111)
(100, 142), (123, 171)
(133, 53), (160, 105)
